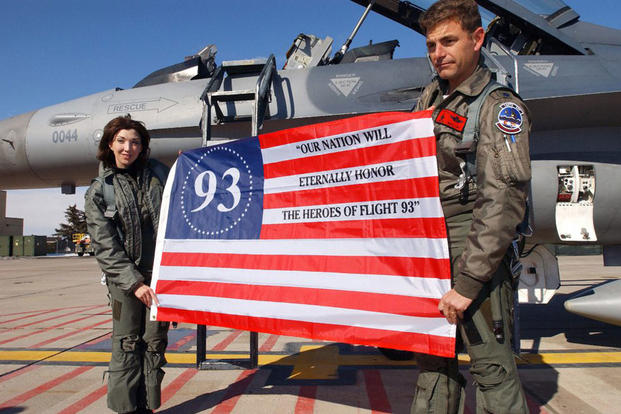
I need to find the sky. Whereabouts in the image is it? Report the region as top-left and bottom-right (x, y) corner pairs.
(1, 0), (621, 236)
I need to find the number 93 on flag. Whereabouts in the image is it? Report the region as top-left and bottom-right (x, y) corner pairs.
(164, 137), (265, 240)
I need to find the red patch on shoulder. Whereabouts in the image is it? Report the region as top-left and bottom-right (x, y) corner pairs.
(435, 109), (467, 132)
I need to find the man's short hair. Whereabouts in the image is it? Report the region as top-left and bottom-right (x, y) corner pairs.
(419, 0), (482, 34)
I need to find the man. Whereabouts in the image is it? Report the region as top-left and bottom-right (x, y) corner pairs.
(411, 1), (531, 413)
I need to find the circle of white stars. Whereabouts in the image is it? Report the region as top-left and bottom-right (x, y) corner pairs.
(180, 146), (253, 236)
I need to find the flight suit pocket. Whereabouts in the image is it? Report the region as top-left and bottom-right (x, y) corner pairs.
(470, 362), (506, 391)
(112, 300), (122, 321)
(411, 373), (439, 413)
(492, 137), (531, 186)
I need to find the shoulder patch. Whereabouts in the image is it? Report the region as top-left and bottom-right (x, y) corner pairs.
(496, 102), (524, 134)
(435, 109), (467, 132)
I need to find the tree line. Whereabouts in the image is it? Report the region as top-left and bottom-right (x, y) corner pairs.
(54, 204), (87, 240)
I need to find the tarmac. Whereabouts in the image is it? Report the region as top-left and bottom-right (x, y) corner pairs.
(0, 254), (620, 413)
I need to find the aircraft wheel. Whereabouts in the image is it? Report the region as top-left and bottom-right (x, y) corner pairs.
(88, 252), (95, 256)
(378, 347), (415, 360)
(77, 252), (84, 257)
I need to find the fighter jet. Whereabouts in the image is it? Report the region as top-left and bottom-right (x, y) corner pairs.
(1, 0), (620, 325)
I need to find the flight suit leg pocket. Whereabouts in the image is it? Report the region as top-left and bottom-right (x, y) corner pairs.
(107, 334), (142, 412)
(112, 300), (122, 321)
(144, 351), (166, 409)
(410, 372), (440, 414)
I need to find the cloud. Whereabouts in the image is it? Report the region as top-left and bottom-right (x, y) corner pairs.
(5, 187), (88, 236)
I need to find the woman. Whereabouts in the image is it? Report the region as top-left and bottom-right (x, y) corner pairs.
(85, 115), (169, 414)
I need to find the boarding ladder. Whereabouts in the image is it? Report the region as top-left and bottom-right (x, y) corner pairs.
(196, 55), (277, 370)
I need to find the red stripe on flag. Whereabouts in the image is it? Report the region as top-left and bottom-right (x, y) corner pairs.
(156, 280), (443, 318)
(156, 308), (455, 357)
(259, 111), (433, 149)
(160, 252), (450, 279)
(264, 137), (436, 179)
(260, 217), (448, 239)
(264, 177), (440, 209)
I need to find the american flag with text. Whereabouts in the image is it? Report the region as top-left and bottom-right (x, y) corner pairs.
(151, 110), (455, 357)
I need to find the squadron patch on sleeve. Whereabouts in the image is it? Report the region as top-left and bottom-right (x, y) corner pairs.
(435, 109), (467, 132)
(496, 102), (524, 134)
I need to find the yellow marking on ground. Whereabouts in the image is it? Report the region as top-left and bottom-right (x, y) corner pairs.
(48, 351), (110, 363)
(518, 352), (621, 365)
(288, 345), (340, 380)
(0, 351), (57, 361)
(1, 350), (620, 367)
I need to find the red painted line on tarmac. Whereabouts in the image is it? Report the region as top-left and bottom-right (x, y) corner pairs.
(0, 308), (65, 325)
(0, 364), (38, 384)
(464, 396), (474, 414)
(0, 310), (108, 346)
(11, 304), (106, 329)
(211, 369), (256, 414)
(364, 370), (392, 414)
(526, 392), (549, 414)
(0, 365), (93, 409)
(58, 385), (107, 414)
(259, 334), (279, 352)
(161, 368), (199, 405)
(0, 304), (101, 318)
(294, 385), (317, 414)
(212, 330), (243, 351)
(168, 331), (197, 351)
(29, 318), (112, 348)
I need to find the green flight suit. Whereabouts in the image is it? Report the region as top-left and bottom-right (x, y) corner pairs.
(85, 160), (169, 413)
(410, 64), (530, 414)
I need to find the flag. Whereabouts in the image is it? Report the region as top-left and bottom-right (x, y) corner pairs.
(151, 110), (455, 357)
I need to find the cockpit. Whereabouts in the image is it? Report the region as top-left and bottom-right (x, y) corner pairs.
(133, 0), (587, 89)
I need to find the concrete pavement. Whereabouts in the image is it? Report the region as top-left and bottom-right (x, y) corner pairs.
(1, 255), (620, 413)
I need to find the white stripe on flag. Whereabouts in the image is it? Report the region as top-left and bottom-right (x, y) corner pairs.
(157, 266), (451, 299)
(158, 294), (454, 338)
(262, 197), (444, 225)
(161, 238), (450, 259)
(261, 118), (434, 165)
(263, 156), (438, 194)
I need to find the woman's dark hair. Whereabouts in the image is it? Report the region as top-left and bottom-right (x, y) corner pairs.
(97, 115), (151, 168)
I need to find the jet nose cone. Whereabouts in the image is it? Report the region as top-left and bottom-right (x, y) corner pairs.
(564, 279), (621, 326)
(0, 111), (36, 189)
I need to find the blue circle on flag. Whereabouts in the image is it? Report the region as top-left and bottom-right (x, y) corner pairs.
(165, 137), (264, 239)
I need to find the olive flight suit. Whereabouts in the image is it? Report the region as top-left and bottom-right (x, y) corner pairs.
(85, 161), (169, 413)
(410, 64), (531, 414)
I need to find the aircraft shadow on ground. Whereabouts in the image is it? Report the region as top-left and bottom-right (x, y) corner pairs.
(0, 408), (25, 414)
(160, 343), (414, 413)
(519, 287), (621, 350)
